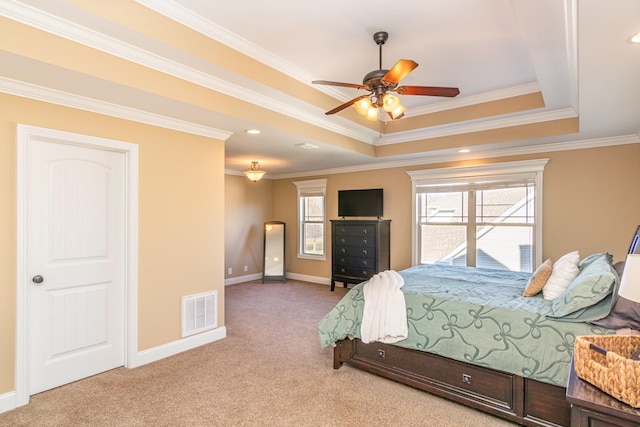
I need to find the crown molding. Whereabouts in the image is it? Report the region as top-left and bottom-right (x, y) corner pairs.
(376, 108), (578, 146)
(267, 133), (640, 180)
(1, 0), (582, 148)
(0, 77), (233, 140)
(135, 0), (347, 101)
(1, 0), (374, 144)
(406, 82), (542, 117)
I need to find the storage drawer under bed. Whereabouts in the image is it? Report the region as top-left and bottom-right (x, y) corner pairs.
(350, 340), (518, 411)
(336, 339), (572, 426)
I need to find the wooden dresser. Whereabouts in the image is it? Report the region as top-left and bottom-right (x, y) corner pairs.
(330, 219), (390, 291)
(566, 359), (640, 426)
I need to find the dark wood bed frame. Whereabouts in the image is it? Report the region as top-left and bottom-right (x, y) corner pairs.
(333, 338), (571, 427)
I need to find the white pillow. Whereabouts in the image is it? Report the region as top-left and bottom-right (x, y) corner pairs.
(542, 251), (580, 300)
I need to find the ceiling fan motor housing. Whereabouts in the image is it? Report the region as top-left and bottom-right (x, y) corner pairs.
(363, 69), (394, 106)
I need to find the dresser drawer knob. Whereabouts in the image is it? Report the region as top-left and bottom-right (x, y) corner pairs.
(341, 238), (346, 244)
(362, 249), (367, 256)
(462, 374), (471, 384)
(363, 229), (368, 235)
(362, 239), (367, 245)
(362, 260), (368, 266)
(340, 268), (346, 273)
(341, 248), (346, 254)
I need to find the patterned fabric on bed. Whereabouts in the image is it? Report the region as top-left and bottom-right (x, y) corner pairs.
(317, 264), (615, 387)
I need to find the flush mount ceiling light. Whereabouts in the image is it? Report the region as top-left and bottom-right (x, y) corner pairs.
(244, 129), (261, 135)
(313, 31), (459, 121)
(244, 161), (266, 182)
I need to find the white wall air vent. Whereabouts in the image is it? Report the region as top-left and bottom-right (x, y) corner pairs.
(182, 291), (217, 337)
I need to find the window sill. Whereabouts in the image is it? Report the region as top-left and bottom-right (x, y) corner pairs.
(297, 253), (326, 261)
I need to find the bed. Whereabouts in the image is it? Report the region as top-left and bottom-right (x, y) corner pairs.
(318, 253), (621, 427)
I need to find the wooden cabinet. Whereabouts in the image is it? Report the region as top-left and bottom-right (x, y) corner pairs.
(330, 219), (390, 291)
(566, 360), (640, 427)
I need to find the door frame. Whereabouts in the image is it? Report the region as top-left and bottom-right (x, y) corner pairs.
(15, 124), (139, 406)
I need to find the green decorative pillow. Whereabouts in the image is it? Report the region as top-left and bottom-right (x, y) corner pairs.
(578, 252), (613, 271)
(548, 253), (618, 321)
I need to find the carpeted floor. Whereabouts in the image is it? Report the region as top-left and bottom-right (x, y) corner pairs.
(0, 280), (516, 426)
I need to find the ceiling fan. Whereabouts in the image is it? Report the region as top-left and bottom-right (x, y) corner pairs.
(313, 31), (460, 121)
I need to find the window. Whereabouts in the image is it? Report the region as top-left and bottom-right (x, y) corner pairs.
(407, 159), (548, 272)
(293, 179), (327, 260)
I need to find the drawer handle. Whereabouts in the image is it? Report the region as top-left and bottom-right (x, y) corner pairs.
(340, 258), (345, 263)
(362, 249), (367, 256)
(462, 374), (471, 384)
(363, 271), (368, 276)
(362, 239), (367, 245)
(340, 268), (346, 273)
(362, 260), (368, 266)
(363, 229), (368, 235)
(341, 248), (346, 254)
(341, 238), (346, 244)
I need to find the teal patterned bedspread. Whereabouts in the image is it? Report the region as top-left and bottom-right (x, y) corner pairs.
(318, 264), (614, 386)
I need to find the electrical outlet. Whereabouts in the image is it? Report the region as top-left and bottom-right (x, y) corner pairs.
(244, 265), (248, 272)
(227, 267), (232, 275)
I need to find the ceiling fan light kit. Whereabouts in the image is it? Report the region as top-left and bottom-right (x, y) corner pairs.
(313, 31), (460, 121)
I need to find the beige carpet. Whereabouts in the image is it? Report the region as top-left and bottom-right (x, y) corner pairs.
(0, 280), (516, 426)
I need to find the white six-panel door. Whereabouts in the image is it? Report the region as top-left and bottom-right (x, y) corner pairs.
(27, 139), (125, 395)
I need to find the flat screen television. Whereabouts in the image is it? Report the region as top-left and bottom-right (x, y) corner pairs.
(338, 188), (383, 218)
(629, 225), (640, 254)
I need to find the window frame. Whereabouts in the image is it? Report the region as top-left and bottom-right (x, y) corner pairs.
(407, 159), (548, 269)
(293, 179), (327, 260)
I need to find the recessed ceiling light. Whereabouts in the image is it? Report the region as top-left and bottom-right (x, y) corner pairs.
(458, 148), (471, 153)
(244, 129), (261, 135)
(631, 32), (640, 43)
(295, 142), (319, 150)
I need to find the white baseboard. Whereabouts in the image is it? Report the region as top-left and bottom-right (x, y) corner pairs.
(127, 326), (227, 369)
(285, 272), (331, 285)
(0, 391), (17, 415)
(224, 273), (261, 286)
(224, 272), (331, 286)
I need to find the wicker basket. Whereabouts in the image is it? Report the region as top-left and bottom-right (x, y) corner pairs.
(573, 335), (640, 408)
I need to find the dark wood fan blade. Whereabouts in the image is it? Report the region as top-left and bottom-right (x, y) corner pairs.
(381, 60), (418, 86)
(325, 95), (368, 115)
(312, 80), (368, 90)
(397, 86), (460, 97)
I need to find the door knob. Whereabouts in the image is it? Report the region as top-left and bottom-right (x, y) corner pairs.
(32, 275), (44, 284)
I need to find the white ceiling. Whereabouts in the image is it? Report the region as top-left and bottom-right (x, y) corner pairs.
(1, 0), (639, 178)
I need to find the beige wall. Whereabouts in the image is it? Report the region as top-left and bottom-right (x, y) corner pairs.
(0, 94), (226, 394)
(225, 175), (274, 279)
(272, 144), (640, 281)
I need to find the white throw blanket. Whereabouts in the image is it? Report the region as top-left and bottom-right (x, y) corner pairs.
(360, 270), (408, 344)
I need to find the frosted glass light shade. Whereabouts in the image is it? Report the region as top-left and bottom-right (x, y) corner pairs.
(365, 106), (379, 121)
(354, 97), (372, 116)
(244, 161), (266, 182)
(619, 254), (640, 303)
(382, 94), (401, 112)
(389, 104), (406, 119)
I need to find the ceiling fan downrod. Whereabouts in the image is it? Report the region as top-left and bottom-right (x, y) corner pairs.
(373, 31), (388, 70)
